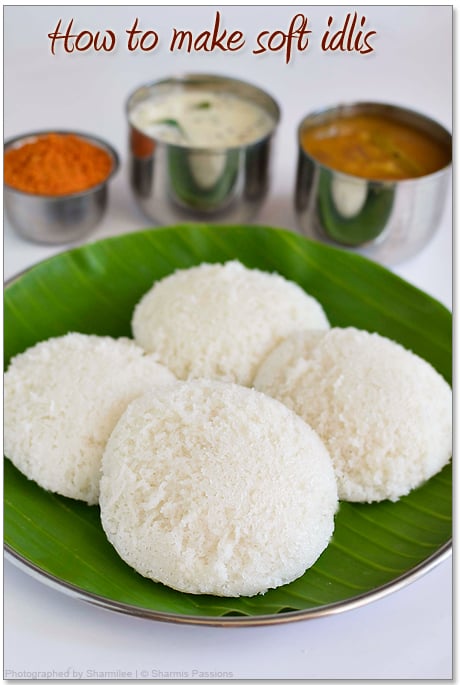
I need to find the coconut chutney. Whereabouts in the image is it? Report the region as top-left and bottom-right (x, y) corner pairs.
(129, 89), (276, 148)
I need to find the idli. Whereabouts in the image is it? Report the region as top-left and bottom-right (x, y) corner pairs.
(100, 379), (338, 597)
(4, 333), (176, 504)
(254, 327), (452, 503)
(131, 260), (330, 386)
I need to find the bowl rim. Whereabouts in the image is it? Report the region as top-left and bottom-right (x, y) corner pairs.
(3, 129), (120, 199)
(296, 100), (452, 185)
(125, 71), (281, 153)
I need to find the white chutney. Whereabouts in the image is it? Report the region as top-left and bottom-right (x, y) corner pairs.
(129, 89), (276, 149)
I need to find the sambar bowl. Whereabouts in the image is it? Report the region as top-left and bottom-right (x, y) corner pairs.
(4, 130), (119, 245)
(295, 102), (452, 265)
(126, 73), (280, 224)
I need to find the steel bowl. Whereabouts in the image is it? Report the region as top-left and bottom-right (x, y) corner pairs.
(126, 74), (280, 224)
(295, 102), (452, 265)
(4, 130), (119, 245)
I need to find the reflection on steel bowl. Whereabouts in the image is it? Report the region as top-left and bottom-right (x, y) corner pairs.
(126, 74), (280, 224)
(295, 102), (452, 265)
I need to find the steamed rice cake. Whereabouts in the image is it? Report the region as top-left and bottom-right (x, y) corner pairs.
(4, 333), (176, 504)
(131, 260), (330, 386)
(100, 379), (338, 597)
(254, 327), (452, 503)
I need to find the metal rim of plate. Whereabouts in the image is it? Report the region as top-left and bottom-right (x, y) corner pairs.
(4, 542), (452, 627)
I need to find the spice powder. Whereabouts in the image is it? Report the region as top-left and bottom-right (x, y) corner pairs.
(4, 133), (114, 196)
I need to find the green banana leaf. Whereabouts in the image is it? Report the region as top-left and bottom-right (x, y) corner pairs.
(4, 224), (452, 625)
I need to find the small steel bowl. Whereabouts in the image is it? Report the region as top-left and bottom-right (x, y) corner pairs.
(295, 102), (452, 265)
(4, 130), (119, 245)
(126, 73), (280, 224)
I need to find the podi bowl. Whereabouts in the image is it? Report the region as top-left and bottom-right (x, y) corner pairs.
(126, 74), (280, 224)
(4, 130), (119, 245)
(295, 102), (452, 265)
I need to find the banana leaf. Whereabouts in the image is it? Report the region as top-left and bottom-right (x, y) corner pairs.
(4, 224), (452, 625)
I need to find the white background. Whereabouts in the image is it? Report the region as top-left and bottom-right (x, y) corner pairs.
(3, 5), (453, 680)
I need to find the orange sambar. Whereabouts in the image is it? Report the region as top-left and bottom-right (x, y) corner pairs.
(300, 113), (451, 181)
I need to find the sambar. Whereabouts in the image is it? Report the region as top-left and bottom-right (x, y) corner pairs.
(300, 112), (451, 181)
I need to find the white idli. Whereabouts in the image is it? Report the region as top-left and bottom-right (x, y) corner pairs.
(100, 379), (338, 597)
(4, 333), (176, 504)
(131, 260), (330, 386)
(254, 327), (452, 503)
